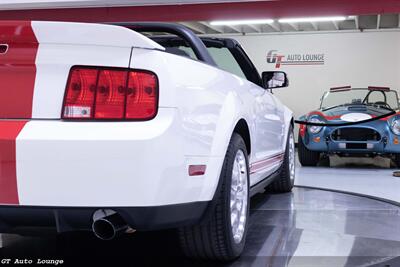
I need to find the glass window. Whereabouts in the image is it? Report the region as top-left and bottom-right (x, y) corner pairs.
(162, 44), (246, 79)
(367, 91), (385, 103)
(174, 46), (197, 59)
(321, 89), (399, 110)
(206, 47), (246, 79)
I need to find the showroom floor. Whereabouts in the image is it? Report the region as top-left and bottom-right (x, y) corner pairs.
(1, 186), (399, 267)
(295, 156), (400, 204)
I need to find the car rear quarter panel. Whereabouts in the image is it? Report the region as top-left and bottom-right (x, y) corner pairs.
(131, 47), (294, 188)
(130, 48), (258, 158)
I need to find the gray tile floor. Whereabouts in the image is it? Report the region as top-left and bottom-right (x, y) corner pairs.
(295, 155), (400, 204)
(239, 188), (400, 267)
(0, 188), (399, 267)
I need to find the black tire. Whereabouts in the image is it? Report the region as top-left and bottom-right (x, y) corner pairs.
(179, 133), (249, 261)
(319, 154), (331, 167)
(269, 126), (295, 193)
(298, 133), (320, 166)
(393, 154), (400, 168)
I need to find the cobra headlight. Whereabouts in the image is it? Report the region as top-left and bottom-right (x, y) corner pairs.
(308, 117), (324, 134)
(391, 119), (400, 135)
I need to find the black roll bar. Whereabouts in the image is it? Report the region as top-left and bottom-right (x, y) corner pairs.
(110, 22), (217, 67)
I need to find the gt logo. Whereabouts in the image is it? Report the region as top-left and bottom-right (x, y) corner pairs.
(0, 44), (9, 55)
(266, 50), (285, 68)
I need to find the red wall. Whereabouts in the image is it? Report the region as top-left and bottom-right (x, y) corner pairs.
(0, 0), (399, 22)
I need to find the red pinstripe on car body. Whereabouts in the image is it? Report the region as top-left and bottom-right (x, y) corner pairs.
(250, 153), (285, 174)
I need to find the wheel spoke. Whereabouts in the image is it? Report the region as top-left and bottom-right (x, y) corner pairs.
(288, 131), (296, 183)
(230, 149), (248, 244)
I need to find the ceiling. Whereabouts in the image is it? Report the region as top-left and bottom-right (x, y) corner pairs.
(1, 0), (400, 33)
(180, 14), (400, 35)
(0, 0), (262, 10)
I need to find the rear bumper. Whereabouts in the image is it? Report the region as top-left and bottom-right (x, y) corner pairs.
(0, 201), (210, 234)
(0, 108), (223, 207)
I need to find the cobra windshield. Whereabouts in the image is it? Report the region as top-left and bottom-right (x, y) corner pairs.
(294, 87), (399, 127)
(321, 88), (400, 111)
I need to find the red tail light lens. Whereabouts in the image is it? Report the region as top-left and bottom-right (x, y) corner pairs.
(63, 68), (97, 118)
(126, 71), (158, 119)
(95, 70), (127, 119)
(62, 67), (158, 120)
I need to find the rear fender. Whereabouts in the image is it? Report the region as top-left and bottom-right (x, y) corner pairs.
(210, 92), (252, 157)
(281, 106), (294, 150)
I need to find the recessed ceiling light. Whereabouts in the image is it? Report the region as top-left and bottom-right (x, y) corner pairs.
(278, 16), (347, 23)
(210, 19), (274, 26)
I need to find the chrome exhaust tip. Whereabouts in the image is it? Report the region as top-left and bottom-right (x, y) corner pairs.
(92, 212), (129, 240)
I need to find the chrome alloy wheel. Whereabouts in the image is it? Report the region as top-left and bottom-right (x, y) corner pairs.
(230, 149), (248, 244)
(289, 131), (296, 184)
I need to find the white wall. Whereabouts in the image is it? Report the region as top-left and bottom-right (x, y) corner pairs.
(220, 30), (400, 124)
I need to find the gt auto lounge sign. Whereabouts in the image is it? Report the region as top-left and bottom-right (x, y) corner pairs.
(267, 50), (325, 68)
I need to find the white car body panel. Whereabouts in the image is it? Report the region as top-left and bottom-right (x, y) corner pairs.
(17, 109), (222, 206)
(31, 21), (164, 50)
(0, 21), (292, 209)
(130, 48), (288, 186)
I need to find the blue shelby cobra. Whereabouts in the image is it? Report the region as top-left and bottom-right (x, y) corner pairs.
(298, 86), (400, 166)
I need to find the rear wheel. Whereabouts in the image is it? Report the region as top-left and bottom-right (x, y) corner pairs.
(298, 134), (320, 166)
(269, 126), (295, 193)
(179, 133), (249, 261)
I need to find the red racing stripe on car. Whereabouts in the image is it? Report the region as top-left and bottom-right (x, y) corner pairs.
(379, 112), (400, 121)
(0, 121), (28, 204)
(308, 111), (341, 120)
(299, 124), (306, 137)
(0, 21), (39, 118)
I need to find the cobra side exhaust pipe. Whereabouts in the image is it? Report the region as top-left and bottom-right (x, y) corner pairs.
(92, 210), (135, 240)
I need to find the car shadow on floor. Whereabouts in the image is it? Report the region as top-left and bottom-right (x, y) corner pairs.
(0, 193), (283, 267)
(2, 188), (400, 267)
(316, 155), (394, 169)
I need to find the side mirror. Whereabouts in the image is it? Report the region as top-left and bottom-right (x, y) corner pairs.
(262, 71), (289, 89)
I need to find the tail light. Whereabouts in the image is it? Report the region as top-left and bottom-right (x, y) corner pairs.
(62, 67), (158, 120)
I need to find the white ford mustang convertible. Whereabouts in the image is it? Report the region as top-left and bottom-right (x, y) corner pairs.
(0, 21), (294, 260)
